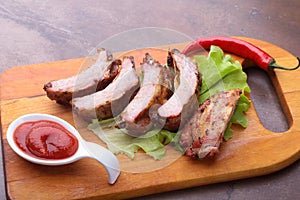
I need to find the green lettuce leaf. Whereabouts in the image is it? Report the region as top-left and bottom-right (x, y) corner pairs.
(87, 121), (176, 160)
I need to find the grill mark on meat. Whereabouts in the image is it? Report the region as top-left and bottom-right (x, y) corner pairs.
(119, 53), (173, 136)
(43, 48), (120, 105)
(179, 89), (242, 159)
(156, 49), (202, 131)
(159, 65), (175, 104)
(72, 56), (139, 121)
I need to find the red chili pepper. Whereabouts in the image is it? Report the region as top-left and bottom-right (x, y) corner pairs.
(182, 36), (300, 71)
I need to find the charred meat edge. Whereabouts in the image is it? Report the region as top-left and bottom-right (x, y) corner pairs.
(118, 53), (173, 136)
(43, 48), (121, 105)
(156, 49), (202, 131)
(179, 89), (242, 159)
(72, 56), (139, 121)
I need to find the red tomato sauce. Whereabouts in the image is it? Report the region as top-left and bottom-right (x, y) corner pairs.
(13, 120), (78, 159)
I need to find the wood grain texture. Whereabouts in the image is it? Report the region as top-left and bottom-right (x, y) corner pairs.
(1, 38), (300, 199)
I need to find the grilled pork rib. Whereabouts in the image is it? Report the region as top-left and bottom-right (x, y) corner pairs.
(118, 53), (173, 136)
(179, 89), (242, 159)
(72, 56), (139, 121)
(156, 49), (201, 131)
(43, 48), (120, 105)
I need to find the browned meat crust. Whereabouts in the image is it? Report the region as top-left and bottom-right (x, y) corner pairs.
(156, 49), (202, 131)
(72, 56), (139, 121)
(118, 53), (173, 136)
(43, 48), (120, 105)
(179, 89), (242, 159)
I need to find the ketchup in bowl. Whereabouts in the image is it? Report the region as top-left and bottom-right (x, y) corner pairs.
(14, 120), (78, 160)
(7, 113), (120, 184)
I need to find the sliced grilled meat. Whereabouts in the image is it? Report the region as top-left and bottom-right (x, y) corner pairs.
(43, 48), (120, 105)
(72, 56), (139, 121)
(179, 89), (242, 159)
(118, 53), (173, 136)
(156, 49), (201, 131)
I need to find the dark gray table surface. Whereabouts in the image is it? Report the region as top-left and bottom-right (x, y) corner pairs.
(1, 0), (299, 199)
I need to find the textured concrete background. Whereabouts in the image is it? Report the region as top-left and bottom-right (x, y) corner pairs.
(1, 0), (300, 199)
(1, 0), (299, 74)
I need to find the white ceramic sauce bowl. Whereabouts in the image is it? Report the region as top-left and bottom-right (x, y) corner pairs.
(6, 113), (120, 184)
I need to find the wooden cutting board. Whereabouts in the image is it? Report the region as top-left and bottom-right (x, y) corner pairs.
(1, 37), (300, 200)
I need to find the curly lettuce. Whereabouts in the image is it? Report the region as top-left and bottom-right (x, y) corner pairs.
(88, 119), (175, 160)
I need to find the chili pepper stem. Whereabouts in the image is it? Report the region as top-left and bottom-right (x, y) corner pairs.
(269, 57), (300, 70)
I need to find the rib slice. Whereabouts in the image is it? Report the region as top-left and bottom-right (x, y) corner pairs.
(43, 48), (120, 105)
(157, 49), (201, 131)
(179, 89), (242, 159)
(72, 56), (139, 121)
(118, 53), (173, 136)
